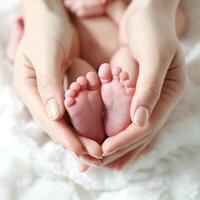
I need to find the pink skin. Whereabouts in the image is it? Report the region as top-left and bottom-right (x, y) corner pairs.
(98, 63), (135, 137)
(64, 0), (105, 17)
(64, 0), (114, 17)
(65, 64), (134, 145)
(6, 16), (24, 61)
(65, 72), (105, 144)
(7, 1), (187, 172)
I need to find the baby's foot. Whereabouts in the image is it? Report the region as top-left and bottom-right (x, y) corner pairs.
(65, 72), (105, 144)
(98, 63), (134, 137)
(6, 16), (24, 61)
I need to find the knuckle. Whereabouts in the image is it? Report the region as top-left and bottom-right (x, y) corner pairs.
(145, 83), (161, 103)
(37, 74), (54, 95)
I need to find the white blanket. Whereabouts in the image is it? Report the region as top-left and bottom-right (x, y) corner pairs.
(0, 0), (200, 199)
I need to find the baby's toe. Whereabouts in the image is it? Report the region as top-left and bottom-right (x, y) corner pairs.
(98, 63), (112, 83)
(124, 80), (135, 95)
(77, 76), (87, 89)
(64, 88), (76, 109)
(112, 66), (122, 80)
(124, 80), (134, 88)
(65, 97), (75, 108)
(65, 89), (76, 98)
(119, 71), (129, 85)
(86, 72), (100, 90)
(70, 82), (81, 93)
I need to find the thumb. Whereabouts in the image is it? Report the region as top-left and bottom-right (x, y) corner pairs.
(36, 64), (65, 121)
(131, 58), (169, 127)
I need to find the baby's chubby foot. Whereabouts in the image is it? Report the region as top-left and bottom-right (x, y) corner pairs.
(98, 63), (134, 137)
(65, 72), (105, 144)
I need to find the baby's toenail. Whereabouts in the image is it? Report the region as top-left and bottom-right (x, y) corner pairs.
(112, 67), (122, 76)
(120, 72), (129, 80)
(77, 77), (87, 87)
(70, 83), (80, 91)
(66, 90), (76, 97)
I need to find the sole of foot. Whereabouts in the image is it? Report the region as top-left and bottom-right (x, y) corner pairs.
(98, 63), (134, 137)
(65, 71), (105, 144)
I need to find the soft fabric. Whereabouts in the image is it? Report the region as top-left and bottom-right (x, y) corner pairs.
(0, 0), (200, 199)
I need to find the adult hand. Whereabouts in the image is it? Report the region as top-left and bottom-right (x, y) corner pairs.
(13, 0), (102, 158)
(94, 0), (186, 169)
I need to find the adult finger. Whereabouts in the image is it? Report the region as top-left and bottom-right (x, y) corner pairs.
(14, 53), (83, 156)
(106, 140), (155, 170)
(102, 47), (186, 156)
(130, 52), (172, 127)
(105, 144), (144, 169)
(102, 123), (153, 156)
(80, 154), (102, 166)
(79, 163), (90, 173)
(33, 43), (67, 121)
(102, 133), (154, 165)
(78, 136), (103, 159)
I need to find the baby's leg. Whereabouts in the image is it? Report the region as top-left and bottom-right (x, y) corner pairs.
(74, 16), (119, 69)
(65, 59), (105, 143)
(106, 0), (129, 25)
(99, 46), (137, 137)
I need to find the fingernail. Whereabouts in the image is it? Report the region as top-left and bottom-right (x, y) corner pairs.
(134, 106), (149, 127)
(102, 147), (117, 157)
(80, 156), (102, 167)
(68, 149), (78, 158)
(102, 151), (113, 157)
(90, 154), (103, 159)
(46, 98), (61, 120)
(96, 155), (103, 159)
